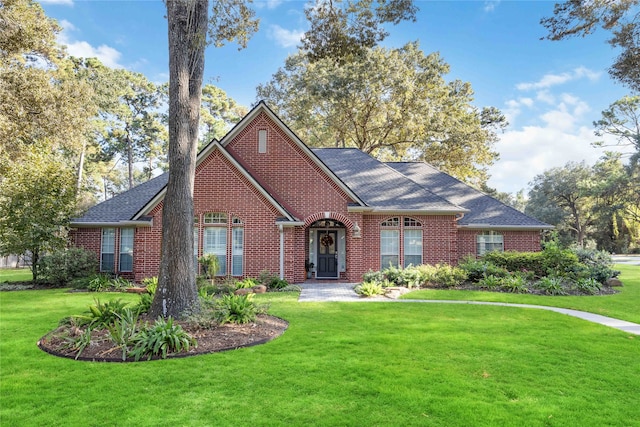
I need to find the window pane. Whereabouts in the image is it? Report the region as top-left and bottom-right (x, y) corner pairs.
(119, 229), (134, 272)
(380, 230), (399, 268)
(404, 229), (422, 267)
(232, 227), (243, 276)
(101, 253), (114, 273)
(477, 232), (503, 256)
(204, 213), (227, 224)
(381, 255), (399, 268)
(204, 227), (226, 275)
(101, 228), (115, 272)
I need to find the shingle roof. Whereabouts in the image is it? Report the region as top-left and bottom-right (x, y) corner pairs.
(313, 148), (465, 212)
(71, 173), (168, 224)
(387, 162), (551, 228)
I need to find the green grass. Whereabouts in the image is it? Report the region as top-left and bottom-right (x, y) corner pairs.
(0, 267), (32, 283)
(402, 264), (640, 324)
(1, 286), (639, 426)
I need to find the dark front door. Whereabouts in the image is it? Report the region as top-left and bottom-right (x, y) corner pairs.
(316, 230), (338, 278)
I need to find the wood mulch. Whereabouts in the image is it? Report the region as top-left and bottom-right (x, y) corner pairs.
(38, 314), (288, 363)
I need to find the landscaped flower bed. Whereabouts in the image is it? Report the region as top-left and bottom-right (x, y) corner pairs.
(356, 245), (621, 297)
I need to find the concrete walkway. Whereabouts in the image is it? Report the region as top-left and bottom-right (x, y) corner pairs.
(298, 282), (640, 335)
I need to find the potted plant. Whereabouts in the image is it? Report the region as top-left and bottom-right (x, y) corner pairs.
(305, 260), (315, 279)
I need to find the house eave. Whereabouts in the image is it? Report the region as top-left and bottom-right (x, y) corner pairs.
(359, 208), (470, 215)
(70, 220), (153, 228)
(458, 224), (555, 230)
(275, 219), (305, 227)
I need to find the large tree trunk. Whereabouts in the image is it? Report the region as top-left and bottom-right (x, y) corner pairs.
(150, 0), (208, 318)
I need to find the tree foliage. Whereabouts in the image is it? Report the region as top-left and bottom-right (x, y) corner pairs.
(200, 84), (247, 145)
(300, 0), (418, 63)
(541, 0), (640, 91)
(257, 42), (506, 185)
(0, 148), (77, 280)
(526, 155), (639, 252)
(97, 70), (168, 190)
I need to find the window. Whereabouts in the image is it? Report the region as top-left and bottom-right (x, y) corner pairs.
(381, 217), (399, 227)
(381, 230), (399, 268)
(204, 212), (227, 224)
(258, 129), (267, 153)
(119, 228), (134, 272)
(101, 228), (115, 272)
(404, 229), (422, 267)
(477, 231), (504, 256)
(232, 227), (244, 276)
(404, 217), (422, 227)
(203, 227), (226, 275)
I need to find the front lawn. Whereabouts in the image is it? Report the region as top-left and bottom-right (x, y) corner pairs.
(402, 264), (640, 324)
(1, 287), (639, 426)
(0, 267), (31, 283)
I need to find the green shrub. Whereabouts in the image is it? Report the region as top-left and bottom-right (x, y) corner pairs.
(198, 254), (220, 279)
(59, 327), (93, 360)
(268, 277), (289, 291)
(382, 265), (405, 286)
(355, 281), (384, 297)
(38, 248), (98, 286)
(500, 274), (528, 293)
(133, 293), (153, 315)
(459, 257), (509, 282)
(236, 278), (258, 289)
(571, 248), (619, 284)
(572, 277), (602, 295)
(75, 298), (130, 329)
(141, 277), (158, 295)
(534, 277), (567, 296)
(431, 264), (467, 288)
(477, 274), (501, 289)
(106, 308), (140, 361)
(129, 317), (196, 361)
(362, 269), (384, 284)
(214, 293), (258, 324)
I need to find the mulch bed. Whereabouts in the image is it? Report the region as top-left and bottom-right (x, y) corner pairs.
(38, 314), (288, 363)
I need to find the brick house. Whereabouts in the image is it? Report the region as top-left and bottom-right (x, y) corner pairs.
(69, 101), (552, 284)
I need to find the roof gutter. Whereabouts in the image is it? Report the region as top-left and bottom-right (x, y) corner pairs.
(458, 224), (555, 230)
(353, 208), (470, 215)
(69, 220), (153, 228)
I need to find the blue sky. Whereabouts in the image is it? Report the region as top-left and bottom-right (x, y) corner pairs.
(40, 0), (630, 194)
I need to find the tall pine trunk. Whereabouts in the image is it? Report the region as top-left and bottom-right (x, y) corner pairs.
(150, 0), (208, 318)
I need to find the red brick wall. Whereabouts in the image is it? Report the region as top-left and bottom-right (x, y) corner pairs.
(457, 229), (542, 259)
(226, 111), (356, 219)
(359, 214), (458, 279)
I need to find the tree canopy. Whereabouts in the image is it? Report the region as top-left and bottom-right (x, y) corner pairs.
(257, 42), (506, 186)
(300, 0), (418, 63)
(542, 0), (640, 91)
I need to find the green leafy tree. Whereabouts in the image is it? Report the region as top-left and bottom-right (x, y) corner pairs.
(0, 0), (93, 175)
(526, 161), (598, 248)
(300, 0), (418, 63)
(0, 149), (77, 280)
(257, 42), (506, 185)
(151, 0), (259, 319)
(542, 0), (640, 91)
(200, 84), (247, 145)
(98, 70), (168, 190)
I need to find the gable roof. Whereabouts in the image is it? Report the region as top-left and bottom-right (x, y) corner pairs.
(133, 140), (299, 223)
(71, 173), (169, 226)
(387, 162), (553, 229)
(313, 148), (466, 213)
(219, 101), (367, 208)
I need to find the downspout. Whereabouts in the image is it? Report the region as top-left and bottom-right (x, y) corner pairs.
(279, 224), (284, 280)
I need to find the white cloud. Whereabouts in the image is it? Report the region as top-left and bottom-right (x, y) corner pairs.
(483, 1), (501, 12)
(269, 25), (304, 48)
(516, 67), (602, 91)
(58, 20), (123, 68)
